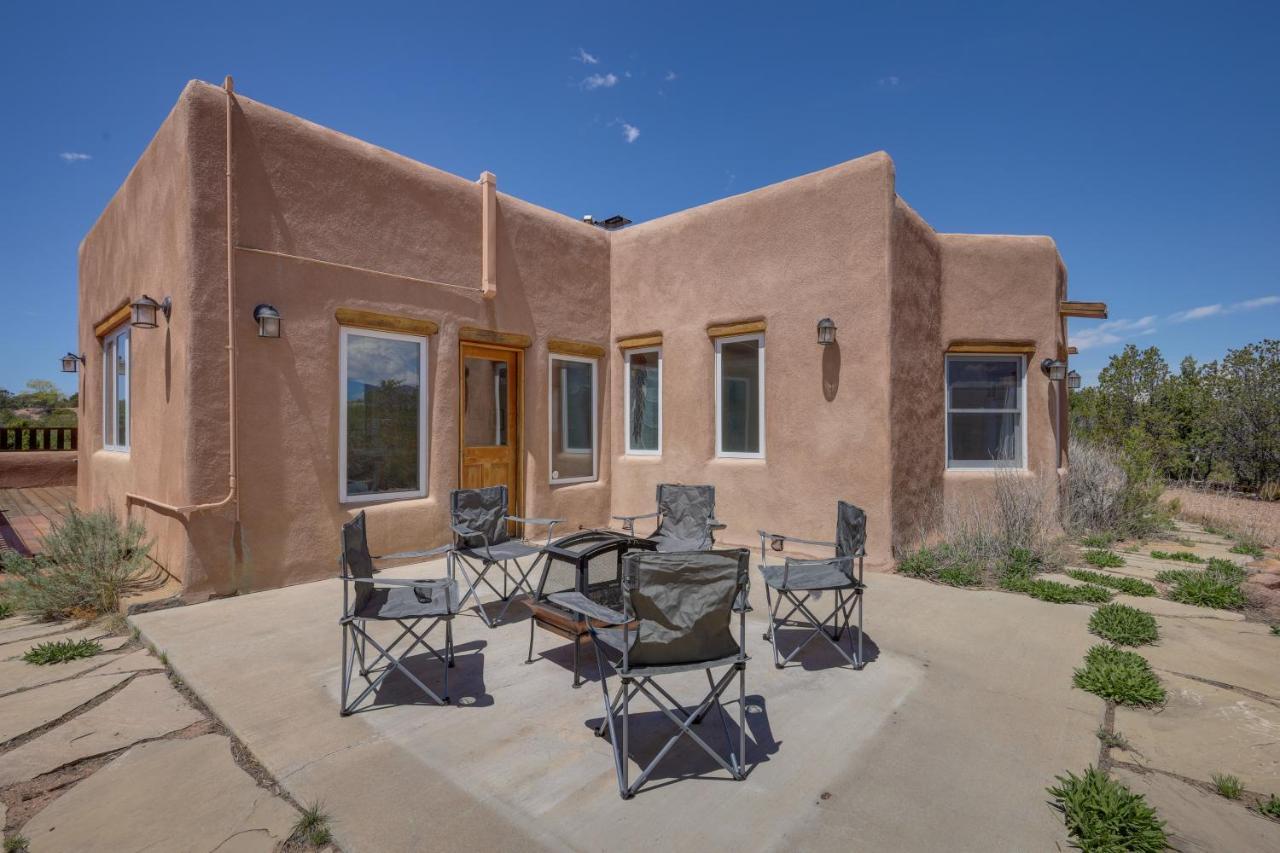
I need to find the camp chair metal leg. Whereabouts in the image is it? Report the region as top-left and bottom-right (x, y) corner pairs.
(491, 553), (543, 625)
(525, 616), (536, 664)
(764, 584), (784, 669)
(621, 678), (631, 798)
(737, 662), (747, 775)
(341, 618), (449, 711)
(625, 668), (743, 793)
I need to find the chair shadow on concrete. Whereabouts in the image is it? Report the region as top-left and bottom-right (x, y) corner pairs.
(767, 624), (881, 672)
(584, 693), (780, 793)
(531, 637), (606, 687)
(361, 639), (494, 711)
(465, 598), (533, 630)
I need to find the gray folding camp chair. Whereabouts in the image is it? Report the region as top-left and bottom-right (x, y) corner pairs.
(550, 549), (751, 799)
(340, 511), (458, 713)
(449, 485), (563, 628)
(612, 483), (726, 552)
(758, 501), (866, 669)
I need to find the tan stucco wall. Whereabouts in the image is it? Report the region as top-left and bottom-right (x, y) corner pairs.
(78, 81), (1071, 594)
(609, 154), (897, 566)
(938, 233), (1068, 513)
(888, 199), (944, 553)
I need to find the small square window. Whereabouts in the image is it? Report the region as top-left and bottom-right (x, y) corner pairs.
(945, 354), (1025, 469)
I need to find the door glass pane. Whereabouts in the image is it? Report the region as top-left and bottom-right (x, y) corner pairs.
(719, 339), (760, 454)
(345, 332), (422, 496)
(463, 357), (508, 446)
(103, 337), (115, 447)
(551, 357), (595, 481)
(627, 351), (660, 451)
(949, 412), (1021, 465)
(948, 359), (1019, 409)
(115, 330), (129, 447)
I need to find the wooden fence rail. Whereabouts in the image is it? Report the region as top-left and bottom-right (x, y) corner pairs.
(0, 427), (78, 452)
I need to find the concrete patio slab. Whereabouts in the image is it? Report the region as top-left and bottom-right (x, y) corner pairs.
(1112, 767), (1280, 853)
(20, 734), (297, 852)
(0, 673), (203, 785)
(133, 560), (1103, 852)
(1115, 672), (1280, 792)
(0, 670), (129, 743)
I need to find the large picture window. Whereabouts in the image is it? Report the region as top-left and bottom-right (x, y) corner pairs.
(102, 326), (130, 452)
(625, 347), (661, 454)
(715, 334), (764, 458)
(945, 354), (1025, 469)
(549, 354), (597, 483)
(340, 327), (428, 502)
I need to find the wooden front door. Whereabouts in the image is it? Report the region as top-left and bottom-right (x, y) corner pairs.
(459, 343), (521, 508)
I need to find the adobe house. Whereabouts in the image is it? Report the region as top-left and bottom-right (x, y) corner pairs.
(76, 79), (1105, 598)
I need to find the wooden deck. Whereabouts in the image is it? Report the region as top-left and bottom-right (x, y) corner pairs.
(0, 485), (76, 556)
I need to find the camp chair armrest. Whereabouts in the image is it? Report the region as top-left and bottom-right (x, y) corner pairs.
(706, 517), (727, 531)
(547, 592), (628, 626)
(758, 529), (838, 550)
(612, 511), (659, 523)
(340, 575), (450, 589)
(372, 544), (453, 562)
(505, 515), (562, 527)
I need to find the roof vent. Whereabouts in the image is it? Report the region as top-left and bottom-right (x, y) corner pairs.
(582, 214), (632, 231)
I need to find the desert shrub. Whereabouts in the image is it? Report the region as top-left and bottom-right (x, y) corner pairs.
(1155, 568), (1247, 610)
(1047, 767), (1168, 853)
(1003, 577), (1113, 605)
(1149, 550), (1204, 563)
(0, 599), (12, 620)
(1073, 644), (1166, 706)
(1211, 773), (1242, 799)
(1065, 438), (1170, 540)
(1088, 604), (1159, 646)
(897, 546), (942, 579)
(1067, 569), (1157, 597)
(22, 637), (101, 665)
(1260, 480), (1280, 502)
(1259, 794), (1280, 819)
(1083, 549), (1125, 568)
(0, 509), (152, 620)
(1272, 625), (1280, 636)
(937, 564), (983, 587)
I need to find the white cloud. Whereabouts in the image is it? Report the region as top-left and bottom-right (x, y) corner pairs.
(59, 152), (92, 162)
(574, 47), (598, 65)
(1070, 315), (1157, 351)
(1169, 304), (1222, 322)
(582, 73), (618, 90)
(878, 76), (900, 87)
(1238, 295), (1280, 310)
(664, 70), (678, 82)
(621, 123), (640, 143)
(1170, 295), (1278, 323)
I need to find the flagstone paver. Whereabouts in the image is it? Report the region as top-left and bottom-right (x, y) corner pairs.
(0, 618), (74, 646)
(0, 649), (130, 695)
(80, 647), (165, 677)
(20, 734), (297, 852)
(0, 671), (129, 743)
(0, 673), (204, 786)
(1112, 767), (1280, 852)
(0, 628), (128, 662)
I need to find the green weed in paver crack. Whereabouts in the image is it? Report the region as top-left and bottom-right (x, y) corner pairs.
(1257, 794), (1280, 820)
(1089, 604), (1159, 646)
(1211, 773), (1242, 800)
(1229, 542), (1264, 558)
(1154, 568), (1247, 610)
(1066, 569), (1157, 597)
(1095, 727), (1131, 751)
(3, 835), (30, 853)
(291, 802), (333, 848)
(1073, 644), (1166, 707)
(1149, 550), (1205, 564)
(1271, 625), (1280, 637)
(22, 637), (102, 665)
(1047, 766), (1168, 853)
(1002, 577), (1113, 604)
(1083, 549), (1126, 569)
(1080, 532), (1117, 549)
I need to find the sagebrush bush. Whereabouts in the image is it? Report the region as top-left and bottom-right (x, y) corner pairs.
(1047, 767), (1168, 853)
(1065, 438), (1170, 540)
(0, 509), (153, 620)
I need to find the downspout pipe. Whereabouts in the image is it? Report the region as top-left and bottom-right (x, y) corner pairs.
(479, 171), (497, 299)
(127, 75), (239, 518)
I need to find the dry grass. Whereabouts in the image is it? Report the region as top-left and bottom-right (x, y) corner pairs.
(1164, 486), (1279, 549)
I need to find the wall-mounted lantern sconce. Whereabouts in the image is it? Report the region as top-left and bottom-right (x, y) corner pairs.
(60, 352), (85, 373)
(817, 317), (837, 346)
(1040, 358), (1068, 381)
(253, 304), (281, 338)
(1067, 370), (1082, 391)
(130, 295), (172, 329)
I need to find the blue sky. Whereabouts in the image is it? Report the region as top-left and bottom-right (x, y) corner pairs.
(2, 1), (1277, 395)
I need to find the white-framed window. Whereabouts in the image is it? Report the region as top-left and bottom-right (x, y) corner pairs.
(945, 354), (1025, 469)
(715, 333), (765, 458)
(624, 346), (661, 455)
(101, 326), (130, 452)
(339, 327), (428, 503)
(549, 354), (598, 484)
